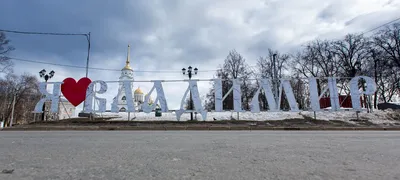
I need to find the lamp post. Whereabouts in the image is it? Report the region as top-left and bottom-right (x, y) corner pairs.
(272, 53), (278, 103)
(39, 69), (55, 121)
(371, 50), (379, 109)
(182, 66), (198, 121)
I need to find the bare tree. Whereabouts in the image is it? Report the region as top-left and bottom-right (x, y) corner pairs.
(368, 49), (400, 103)
(204, 50), (256, 111)
(370, 23), (400, 105)
(292, 40), (338, 78)
(373, 22), (400, 68)
(376, 67), (400, 103)
(257, 49), (290, 78)
(365, 48), (399, 107)
(256, 49), (291, 110)
(331, 34), (371, 77)
(0, 32), (15, 74)
(291, 39), (341, 97)
(222, 50), (256, 110)
(0, 73), (41, 126)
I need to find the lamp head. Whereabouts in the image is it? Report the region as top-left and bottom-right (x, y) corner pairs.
(39, 69), (46, 77)
(49, 70), (55, 78)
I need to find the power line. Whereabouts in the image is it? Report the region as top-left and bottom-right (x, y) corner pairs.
(361, 17), (400, 35)
(0, 29), (222, 74)
(8, 57), (220, 73)
(0, 28), (91, 78)
(9, 57), (119, 71)
(0, 29), (87, 36)
(5, 15), (398, 75)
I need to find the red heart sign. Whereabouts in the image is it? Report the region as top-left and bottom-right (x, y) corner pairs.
(61, 77), (92, 106)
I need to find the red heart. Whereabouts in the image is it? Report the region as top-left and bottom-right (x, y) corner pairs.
(61, 77), (92, 106)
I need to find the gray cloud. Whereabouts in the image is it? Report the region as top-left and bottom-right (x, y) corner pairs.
(1, 0), (400, 112)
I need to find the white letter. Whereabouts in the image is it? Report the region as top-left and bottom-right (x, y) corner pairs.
(111, 81), (135, 112)
(350, 76), (376, 111)
(328, 77), (340, 111)
(308, 77), (321, 111)
(250, 88), (261, 113)
(214, 79), (223, 112)
(34, 82), (62, 113)
(175, 80), (207, 121)
(278, 79), (299, 111)
(142, 81), (169, 113)
(309, 77), (340, 111)
(232, 79), (242, 112)
(83, 81), (108, 113)
(250, 79), (278, 112)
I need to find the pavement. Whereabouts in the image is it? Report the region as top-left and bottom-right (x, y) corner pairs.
(0, 131), (399, 180)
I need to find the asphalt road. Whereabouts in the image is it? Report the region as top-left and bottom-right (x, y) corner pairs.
(0, 131), (399, 180)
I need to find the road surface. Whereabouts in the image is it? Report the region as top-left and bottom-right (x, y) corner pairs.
(0, 131), (399, 180)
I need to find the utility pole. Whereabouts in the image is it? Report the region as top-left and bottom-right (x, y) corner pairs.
(371, 50), (379, 109)
(85, 32), (91, 78)
(9, 93), (16, 127)
(83, 32), (91, 115)
(2, 88), (7, 126)
(182, 66), (199, 121)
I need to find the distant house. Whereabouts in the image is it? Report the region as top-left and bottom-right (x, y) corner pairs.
(43, 98), (76, 120)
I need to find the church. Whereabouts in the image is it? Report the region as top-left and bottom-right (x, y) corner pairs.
(113, 45), (153, 112)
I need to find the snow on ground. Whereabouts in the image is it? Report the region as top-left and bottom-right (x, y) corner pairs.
(299, 110), (395, 125)
(99, 111), (304, 121)
(96, 109), (400, 125)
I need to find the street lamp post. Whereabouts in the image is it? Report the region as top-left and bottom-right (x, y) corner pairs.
(39, 69), (55, 121)
(272, 54), (278, 103)
(371, 50), (379, 109)
(182, 66), (198, 121)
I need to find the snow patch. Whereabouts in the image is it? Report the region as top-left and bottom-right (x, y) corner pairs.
(95, 109), (400, 125)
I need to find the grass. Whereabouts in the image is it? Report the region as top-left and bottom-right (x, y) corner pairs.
(386, 110), (400, 121)
(20, 117), (377, 128)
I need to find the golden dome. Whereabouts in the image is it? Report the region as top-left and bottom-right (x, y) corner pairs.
(134, 87), (143, 94)
(122, 44), (133, 71)
(122, 63), (132, 70)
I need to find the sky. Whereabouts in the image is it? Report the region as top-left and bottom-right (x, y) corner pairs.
(0, 0), (400, 115)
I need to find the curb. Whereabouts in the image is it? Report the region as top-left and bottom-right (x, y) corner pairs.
(2, 126), (400, 131)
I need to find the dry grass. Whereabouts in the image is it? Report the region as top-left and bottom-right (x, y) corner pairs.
(19, 118), (373, 128)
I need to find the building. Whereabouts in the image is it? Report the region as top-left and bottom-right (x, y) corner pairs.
(56, 98), (76, 119)
(43, 98), (76, 120)
(113, 45), (153, 112)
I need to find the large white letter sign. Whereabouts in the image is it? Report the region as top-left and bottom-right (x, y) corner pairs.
(250, 87), (261, 113)
(308, 78), (321, 111)
(142, 81), (169, 113)
(232, 79), (243, 112)
(214, 79), (223, 112)
(111, 81), (135, 112)
(34, 82), (62, 113)
(278, 79), (299, 111)
(328, 77), (340, 111)
(250, 79), (278, 113)
(176, 80), (207, 121)
(83, 81), (108, 113)
(349, 76), (377, 111)
(309, 77), (340, 111)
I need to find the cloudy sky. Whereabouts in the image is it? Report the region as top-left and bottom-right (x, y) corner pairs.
(1, 0), (399, 114)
